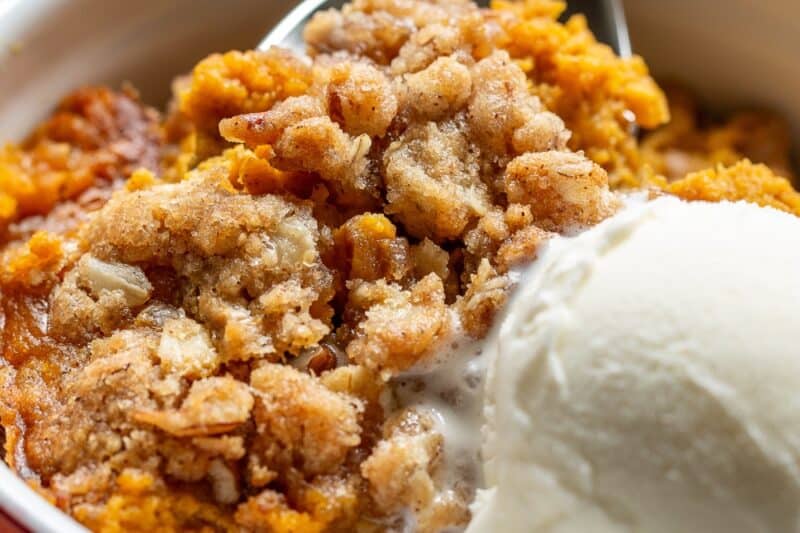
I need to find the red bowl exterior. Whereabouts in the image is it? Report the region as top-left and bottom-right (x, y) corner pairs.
(0, 509), (27, 533)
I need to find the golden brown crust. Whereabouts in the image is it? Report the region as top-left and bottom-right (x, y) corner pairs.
(504, 150), (618, 232)
(325, 61), (399, 138)
(249, 364), (363, 476)
(361, 408), (442, 513)
(361, 407), (471, 531)
(345, 274), (449, 376)
(384, 119), (491, 241)
(9, 1), (793, 533)
(133, 376), (254, 438)
(457, 259), (510, 339)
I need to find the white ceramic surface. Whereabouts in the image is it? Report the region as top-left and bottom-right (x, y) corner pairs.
(0, 0), (295, 139)
(0, 465), (86, 532)
(0, 1), (797, 531)
(626, 0), (800, 159)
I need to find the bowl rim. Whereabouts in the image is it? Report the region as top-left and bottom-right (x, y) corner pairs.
(0, 463), (86, 532)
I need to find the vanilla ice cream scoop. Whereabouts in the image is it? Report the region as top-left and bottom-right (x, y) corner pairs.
(469, 197), (800, 533)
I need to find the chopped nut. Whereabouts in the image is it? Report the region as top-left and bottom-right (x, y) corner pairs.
(192, 436), (247, 460)
(290, 344), (341, 376)
(157, 317), (220, 378)
(410, 238), (450, 283)
(79, 255), (152, 307)
(133, 377), (253, 437)
(208, 459), (239, 504)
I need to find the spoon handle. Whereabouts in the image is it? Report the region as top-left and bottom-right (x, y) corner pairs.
(258, 0), (631, 56)
(565, 0), (632, 57)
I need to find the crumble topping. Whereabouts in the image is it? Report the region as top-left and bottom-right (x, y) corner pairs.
(0, 1), (796, 532)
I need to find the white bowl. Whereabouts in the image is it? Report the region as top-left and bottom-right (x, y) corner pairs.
(0, 1), (797, 531)
(626, 0), (800, 158)
(0, 0), (294, 139)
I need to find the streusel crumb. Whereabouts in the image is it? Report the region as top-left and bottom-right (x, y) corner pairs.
(2, 0), (795, 532)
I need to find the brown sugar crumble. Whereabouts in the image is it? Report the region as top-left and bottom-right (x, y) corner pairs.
(0, 1), (798, 532)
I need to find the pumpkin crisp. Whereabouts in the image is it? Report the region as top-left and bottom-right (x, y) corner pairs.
(0, 1), (798, 532)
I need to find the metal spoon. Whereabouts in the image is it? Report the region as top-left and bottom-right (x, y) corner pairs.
(259, 0), (632, 57)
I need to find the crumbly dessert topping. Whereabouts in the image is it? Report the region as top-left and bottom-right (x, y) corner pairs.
(0, 1), (797, 532)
